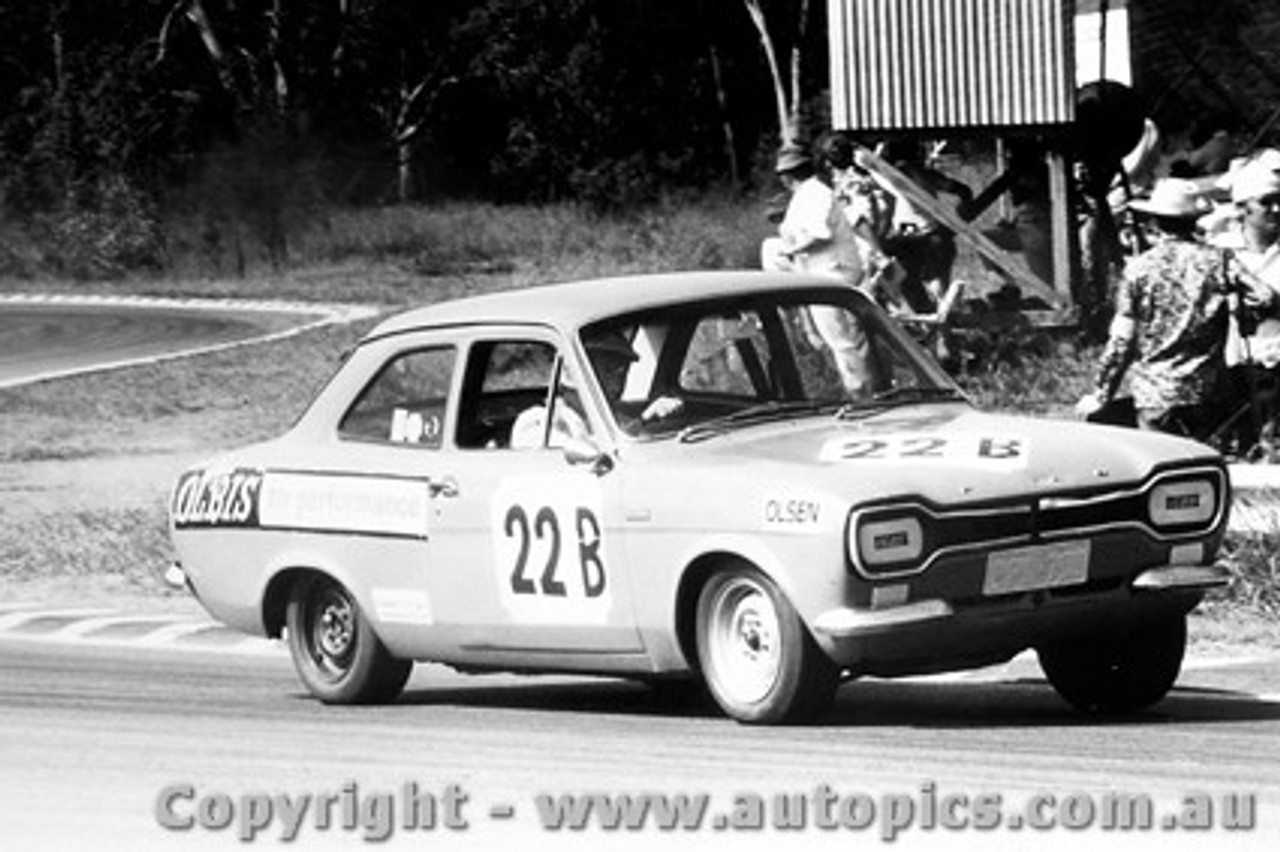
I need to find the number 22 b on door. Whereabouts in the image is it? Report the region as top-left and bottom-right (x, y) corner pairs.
(490, 476), (614, 624)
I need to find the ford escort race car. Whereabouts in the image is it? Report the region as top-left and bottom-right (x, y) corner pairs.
(168, 271), (1230, 724)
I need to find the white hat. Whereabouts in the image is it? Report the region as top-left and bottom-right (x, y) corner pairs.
(1230, 159), (1280, 204)
(1128, 178), (1211, 218)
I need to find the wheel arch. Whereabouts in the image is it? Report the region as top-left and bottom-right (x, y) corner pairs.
(263, 566), (326, 639)
(674, 549), (783, 674)
(676, 547), (841, 723)
(670, 532), (837, 674)
(260, 549), (369, 639)
(273, 561), (414, 705)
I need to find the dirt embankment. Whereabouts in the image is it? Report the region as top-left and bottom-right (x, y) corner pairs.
(1, 452), (207, 614)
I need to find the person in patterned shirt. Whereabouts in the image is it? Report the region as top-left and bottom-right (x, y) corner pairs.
(1076, 178), (1271, 438)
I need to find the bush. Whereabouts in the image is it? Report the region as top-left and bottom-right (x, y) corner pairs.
(569, 155), (662, 213)
(34, 174), (165, 279)
(0, 233), (36, 278)
(1215, 533), (1280, 616)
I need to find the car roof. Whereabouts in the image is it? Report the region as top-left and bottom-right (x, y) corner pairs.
(365, 270), (847, 341)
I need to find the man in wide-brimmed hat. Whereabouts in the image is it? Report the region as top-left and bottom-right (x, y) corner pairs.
(763, 140), (863, 283)
(760, 139), (879, 395)
(1077, 178), (1271, 438)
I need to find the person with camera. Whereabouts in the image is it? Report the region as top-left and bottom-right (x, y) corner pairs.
(1211, 157), (1280, 365)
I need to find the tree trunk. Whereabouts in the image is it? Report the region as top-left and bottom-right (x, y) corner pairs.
(708, 44), (740, 185)
(742, 0), (794, 144)
(398, 140), (413, 203)
(157, 0), (243, 112)
(790, 0), (809, 139)
(268, 0), (290, 115)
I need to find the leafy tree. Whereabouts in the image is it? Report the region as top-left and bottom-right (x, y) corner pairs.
(0, 0), (841, 273)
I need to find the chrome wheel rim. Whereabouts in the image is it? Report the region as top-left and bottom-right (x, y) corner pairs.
(706, 577), (781, 705)
(308, 584), (357, 680)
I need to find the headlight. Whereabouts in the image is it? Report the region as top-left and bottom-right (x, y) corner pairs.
(858, 517), (924, 564)
(849, 510), (928, 577)
(1147, 477), (1217, 529)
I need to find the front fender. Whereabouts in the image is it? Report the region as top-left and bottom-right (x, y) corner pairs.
(642, 530), (848, 673)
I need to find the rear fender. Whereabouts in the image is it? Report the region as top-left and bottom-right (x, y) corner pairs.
(260, 550), (367, 639)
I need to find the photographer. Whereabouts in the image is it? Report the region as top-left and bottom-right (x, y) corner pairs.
(1211, 158), (1280, 366)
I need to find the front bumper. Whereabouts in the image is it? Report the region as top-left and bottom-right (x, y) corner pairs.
(811, 562), (1229, 677)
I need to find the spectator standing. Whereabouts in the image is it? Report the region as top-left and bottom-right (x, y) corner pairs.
(761, 142), (879, 395)
(760, 143), (863, 285)
(877, 141), (974, 313)
(816, 133), (902, 299)
(1076, 178), (1268, 438)
(1210, 159), (1280, 367)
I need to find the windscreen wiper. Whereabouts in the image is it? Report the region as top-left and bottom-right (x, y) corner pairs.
(835, 386), (966, 419)
(678, 399), (839, 443)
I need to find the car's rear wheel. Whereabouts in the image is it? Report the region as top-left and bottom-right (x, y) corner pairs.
(1037, 613), (1187, 714)
(695, 566), (838, 724)
(285, 574), (411, 704)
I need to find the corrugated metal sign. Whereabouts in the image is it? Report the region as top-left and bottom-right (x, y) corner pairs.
(828, 0), (1075, 131)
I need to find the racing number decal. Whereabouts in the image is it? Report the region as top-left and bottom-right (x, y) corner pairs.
(493, 476), (613, 624)
(819, 434), (1028, 467)
(504, 505), (606, 598)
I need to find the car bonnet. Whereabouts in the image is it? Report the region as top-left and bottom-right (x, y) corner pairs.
(656, 405), (1222, 507)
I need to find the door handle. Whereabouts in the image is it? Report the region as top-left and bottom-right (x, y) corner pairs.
(428, 476), (459, 499)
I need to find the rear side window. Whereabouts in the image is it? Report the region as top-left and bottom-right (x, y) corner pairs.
(338, 347), (456, 447)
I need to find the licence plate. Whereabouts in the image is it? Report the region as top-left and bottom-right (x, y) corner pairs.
(983, 540), (1091, 596)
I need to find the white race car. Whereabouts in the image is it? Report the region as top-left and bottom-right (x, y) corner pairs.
(169, 271), (1230, 723)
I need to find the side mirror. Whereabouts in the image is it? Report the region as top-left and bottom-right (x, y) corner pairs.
(562, 436), (614, 475)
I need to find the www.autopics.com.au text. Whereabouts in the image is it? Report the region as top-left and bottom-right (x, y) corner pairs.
(153, 780), (1259, 842)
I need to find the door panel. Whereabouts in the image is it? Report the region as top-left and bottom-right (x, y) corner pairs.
(428, 333), (644, 657)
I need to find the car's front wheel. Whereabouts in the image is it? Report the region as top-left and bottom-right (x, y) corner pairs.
(1037, 613), (1187, 714)
(695, 566), (838, 724)
(285, 574), (412, 704)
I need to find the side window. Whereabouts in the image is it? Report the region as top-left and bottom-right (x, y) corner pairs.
(678, 310), (771, 399)
(456, 340), (559, 449)
(338, 347), (455, 447)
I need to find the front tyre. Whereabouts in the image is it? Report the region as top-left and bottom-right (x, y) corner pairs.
(285, 574), (412, 704)
(1037, 613), (1187, 714)
(695, 566), (838, 724)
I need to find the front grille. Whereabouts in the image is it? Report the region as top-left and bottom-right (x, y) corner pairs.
(850, 464), (1227, 580)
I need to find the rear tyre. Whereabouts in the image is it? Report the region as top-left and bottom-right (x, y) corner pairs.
(285, 574), (411, 704)
(695, 566), (838, 724)
(1037, 614), (1186, 714)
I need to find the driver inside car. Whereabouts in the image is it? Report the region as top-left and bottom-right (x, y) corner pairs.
(510, 329), (682, 447)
